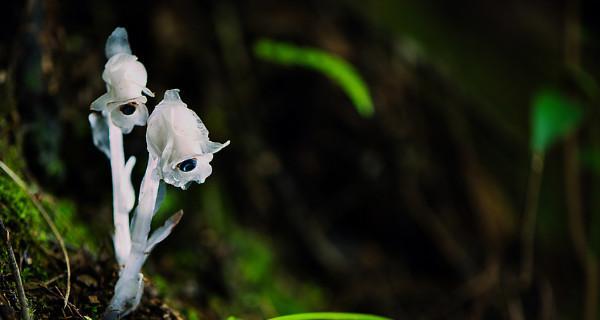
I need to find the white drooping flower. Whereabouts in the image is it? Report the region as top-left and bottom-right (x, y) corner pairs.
(147, 89), (230, 189)
(91, 27), (154, 134)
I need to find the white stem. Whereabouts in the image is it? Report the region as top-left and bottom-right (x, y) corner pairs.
(108, 119), (132, 267)
(105, 155), (160, 318)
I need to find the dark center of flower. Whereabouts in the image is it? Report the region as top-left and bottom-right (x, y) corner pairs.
(177, 159), (197, 172)
(119, 102), (137, 115)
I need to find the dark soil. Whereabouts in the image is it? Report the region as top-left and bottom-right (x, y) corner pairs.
(1, 245), (181, 320)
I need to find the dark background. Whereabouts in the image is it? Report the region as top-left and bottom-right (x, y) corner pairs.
(2, 0), (600, 319)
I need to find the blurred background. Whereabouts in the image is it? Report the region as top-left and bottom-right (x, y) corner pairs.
(2, 0), (600, 319)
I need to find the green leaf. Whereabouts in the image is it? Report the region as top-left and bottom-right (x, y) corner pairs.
(268, 312), (391, 320)
(254, 39), (374, 117)
(531, 89), (583, 152)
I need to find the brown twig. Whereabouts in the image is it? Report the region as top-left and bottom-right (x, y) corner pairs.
(519, 151), (544, 287)
(53, 286), (85, 319)
(0, 218), (31, 320)
(0, 160), (71, 309)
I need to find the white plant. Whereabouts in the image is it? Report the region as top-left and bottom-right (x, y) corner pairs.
(89, 28), (229, 319)
(89, 27), (153, 269)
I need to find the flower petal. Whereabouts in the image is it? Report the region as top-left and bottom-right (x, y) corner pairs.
(142, 87), (155, 98)
(105, 27), (132, 59)
(110, 99), (149, 134)
(202, 140), (231, 154)
(91, 92), (110, 113)
(103, 54), (150, 102)
(161, 154), (214, 189)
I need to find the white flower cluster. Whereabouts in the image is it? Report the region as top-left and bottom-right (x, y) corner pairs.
(88, 27), (229, 319)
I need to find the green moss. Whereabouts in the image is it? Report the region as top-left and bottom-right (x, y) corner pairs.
(52, 198), (96, 252)
(0, 172), (95, 317)
(0, 175), (46, 242)
(0, 175), (49, 318)
(151, 274), (170, 295)
(0, 173), (96, 248)
(185, 308), (201, 320)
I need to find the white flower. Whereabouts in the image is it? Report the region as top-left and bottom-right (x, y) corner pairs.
(146, 89), (230, 189)
(90, 27), (154, 134)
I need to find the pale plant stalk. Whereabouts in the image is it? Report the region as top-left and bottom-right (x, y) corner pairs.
(108, 119), (132, 268)
(105, 155), (160, 318)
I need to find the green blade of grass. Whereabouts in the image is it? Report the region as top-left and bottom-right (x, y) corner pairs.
(268, 312), (392, 320)
(254, 39), (374, 117)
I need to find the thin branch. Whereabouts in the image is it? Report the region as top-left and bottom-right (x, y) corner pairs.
(0, 160), (71, 309)
(0, 217), (31, 320)
(53, 286), (85, 319)
(520, 151), (544, 287)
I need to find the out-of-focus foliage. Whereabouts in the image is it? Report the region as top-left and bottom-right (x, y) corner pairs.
(269, 312), (392, 320)
(254, 39), (374, 117)
(200, 182), (324, 318)
(531, 89), (583, 152)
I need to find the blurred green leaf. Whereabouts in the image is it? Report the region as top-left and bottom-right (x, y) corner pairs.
(254, 39), (374, 117)
(531, 89), (583, 152)
(269, 313), (391, 320)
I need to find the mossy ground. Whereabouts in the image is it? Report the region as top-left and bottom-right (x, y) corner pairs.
(0, 112), (176, 318)
(0, 172), (183, 319)
(0, 163), (324, 319)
